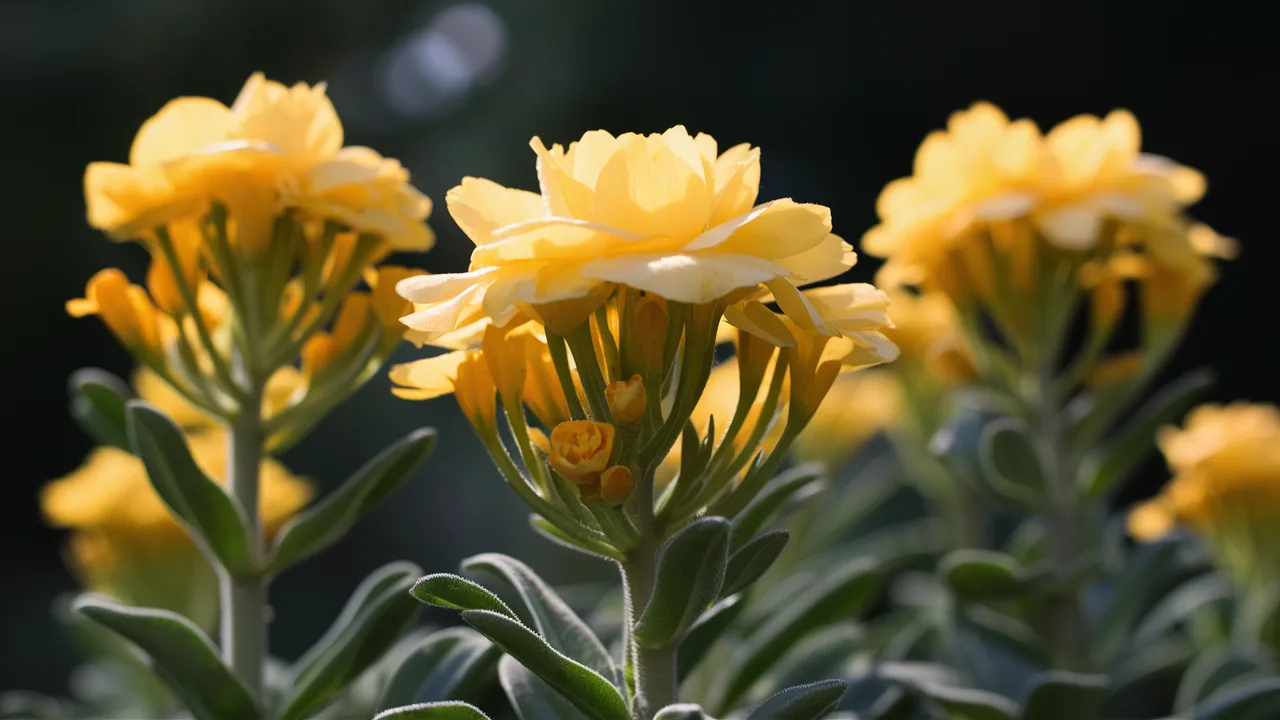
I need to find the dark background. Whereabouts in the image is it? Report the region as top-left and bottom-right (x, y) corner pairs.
(2, 0), (1275, 693)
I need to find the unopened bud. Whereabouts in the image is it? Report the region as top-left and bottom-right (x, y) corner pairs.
(605, 374), (647, 425)
(549, 420), (616, 486)
(635, 296), (668, 371)
(600, 465), (634, 503)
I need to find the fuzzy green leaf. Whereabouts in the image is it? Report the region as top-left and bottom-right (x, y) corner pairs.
(745, 679), (847, 719)
(498, 655), (591, 720)
(462, 611), (629, 720)
(269, 428), (435, 574)
(721, 529), (789, 599)
(410, 574), (518, 619)
(1175, 646), (1276, 714)
(72, 596), (260, 720)
(125, 401), (254, 575)
(282, 562), (423, 720)
(373, 702), (490, 719)
(463, 554), (621, 689)
(654, 704), (710, 719)
(635, 517), (730, 649)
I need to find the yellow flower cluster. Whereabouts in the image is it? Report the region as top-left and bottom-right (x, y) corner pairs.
(41, 370), (312, 618)
(863, 102), (1233, 341)
(70, 73), (432, 441)
(388, 128), (897, 544)
(1129, 403), (1280, 586)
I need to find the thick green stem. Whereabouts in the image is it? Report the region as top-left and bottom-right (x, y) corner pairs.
(1037, 366), (1091, 671)
(222, 373), (266, 697)
(621, 539), (678, 718)
(620, 465), (678, 718)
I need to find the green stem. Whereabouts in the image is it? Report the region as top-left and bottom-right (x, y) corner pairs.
(1036, 363), (1091, 671)
(621, 522), (678, 718)
(222, 367), (266, 697)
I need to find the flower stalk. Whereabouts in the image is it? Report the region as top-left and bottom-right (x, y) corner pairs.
(223, 370), (267, 696)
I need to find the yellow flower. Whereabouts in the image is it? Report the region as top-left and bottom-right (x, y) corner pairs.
(67, 269), (175, 357)
(792, 371), (903, 469)
(85, 73), (433, 253)
(864, 102), (1223, 305)
(548, 420), (616, 486)
(398, 127), (852, 340)
(1130, 402), (1280, 586)
(606, 375), (647, 425)
(389, 348), (498, 431)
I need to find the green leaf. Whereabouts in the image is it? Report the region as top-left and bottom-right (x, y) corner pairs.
(1133, 574), (1232, 647)
(282, 561), (423, 720)
(0, 691), (73, 719)
(729, 463), (826, 551)
(1192, 677), (1280, 719)
(721, 530), (790, 599)
(410, 574), (519, 619)
(1094, 539), (1183, 664)
(498, 655), (591, 720)
(462, 554), (622, 689)
(72, 596), (261, 720)
(376, 627), (501, 711)
(940, 550), (1029, 602)
(745, 679), (847, 719)
(716, 557), (881, 712)
(979, 418), (1046, 509)
(678, 595), (745, 682)
(269, 428), (436, 574)
(1175, 645), (1276, 714)
(69, 368), (132, 449)
(125, 401), (254, 575)
(373, 702), (490, 719)
(654, 704), (710, 719)
(1018, 672), (1106, 720)
(1079, 370), (1213, 498)
(462, 610), (629, 720)
(636, 517), (730, 648)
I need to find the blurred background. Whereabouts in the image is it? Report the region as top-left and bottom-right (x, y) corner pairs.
(2, 0), (1275, 694)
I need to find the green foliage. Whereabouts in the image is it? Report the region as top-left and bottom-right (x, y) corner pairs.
(376, 628), (501, 712)
(125, 401), (255, 576)
(68, 368), (132, 450)
(635, 518), (730, 648)
(281, 562), (423, 720)
(72, 596), (261, 720)
(268, 428), (437, 575)
(373, 701), (491, 719)
(744, 679), (847, 719)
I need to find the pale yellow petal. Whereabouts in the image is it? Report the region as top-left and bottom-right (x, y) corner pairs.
(581, 252), (789, 304)
(447, 177), (548, 246)
(592, 134), (712, 239)
(388, 351), (468, 400)
(130, 97), (233, 166)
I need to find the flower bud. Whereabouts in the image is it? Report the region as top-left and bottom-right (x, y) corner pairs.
(548, 420), (616, 485)
(605, 375), (647, 425)
(600, 465), (634, 503)
(635, 296), (668, 371)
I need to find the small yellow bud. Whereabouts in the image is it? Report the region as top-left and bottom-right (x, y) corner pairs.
(1086, 351), (1144, 389)
(600, 465), (634, 503)
(605, 375), (647, 425)
(67, 268), (170, 356)
(548, 420), (615, 486)
(483, 324), (528, 408)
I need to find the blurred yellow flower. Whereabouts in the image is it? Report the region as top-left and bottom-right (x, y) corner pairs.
(863, 102), (1228, 313)
(85, 73), (433, 253)
(791, 371), (903, 469)
(398, 127), (853, 341)
(1129, 402), (1280, 586)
